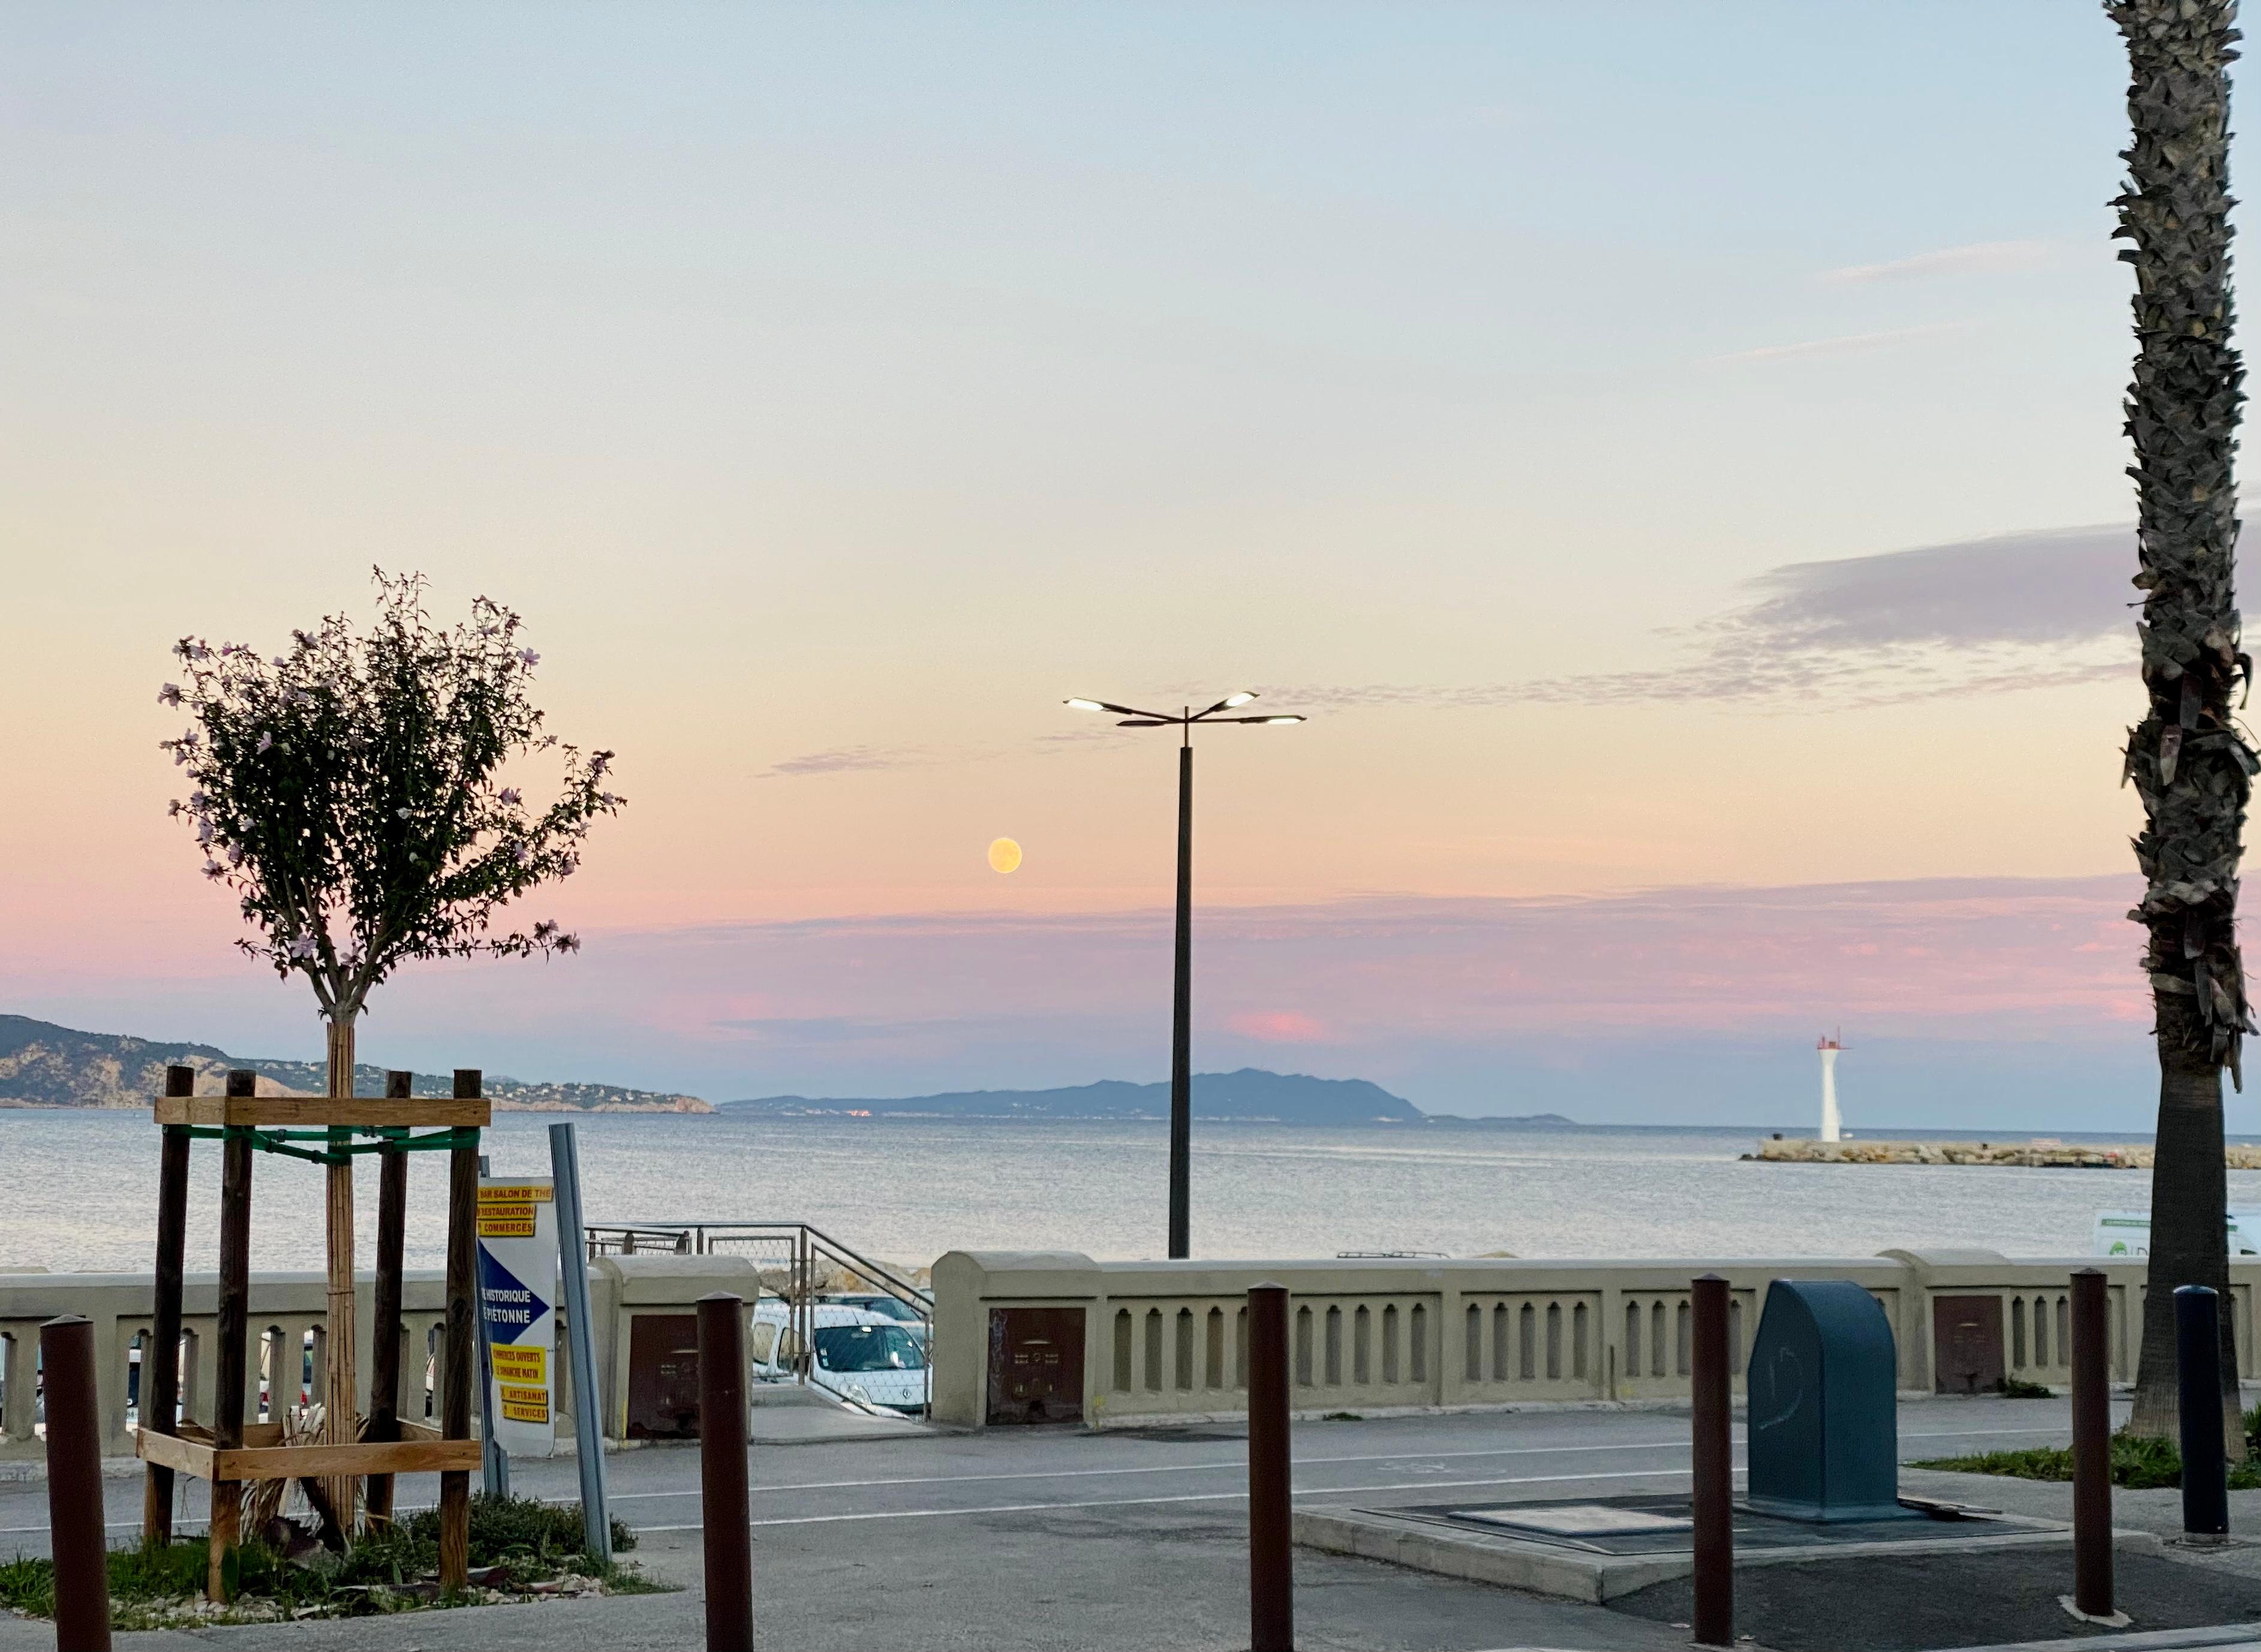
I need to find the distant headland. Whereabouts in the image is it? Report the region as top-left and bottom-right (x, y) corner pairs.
(0, 1014), (712, 1114)
(727, 1067), (1576, 1129)
(0, 1015), (1585, 1127)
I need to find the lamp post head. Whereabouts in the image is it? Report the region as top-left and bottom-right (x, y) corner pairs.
(1065, 693), (1310, 730)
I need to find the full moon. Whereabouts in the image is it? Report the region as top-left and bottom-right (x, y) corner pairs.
(988, 837), (1023, 874)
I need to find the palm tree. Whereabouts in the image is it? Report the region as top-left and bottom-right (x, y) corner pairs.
(2110, 0), (2253, 1449)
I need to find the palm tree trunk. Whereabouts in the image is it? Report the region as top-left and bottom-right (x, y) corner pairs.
(324, 1013), (360, 1527)
(2111, 0), (2252, 1455)
(2129, 1055), (2241, 1446)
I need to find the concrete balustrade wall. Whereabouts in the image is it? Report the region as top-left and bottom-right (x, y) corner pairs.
(0, 1254), (758, 1461)
(930, 1248), (2261, 1428)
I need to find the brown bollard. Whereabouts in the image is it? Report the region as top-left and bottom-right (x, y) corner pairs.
(1690, 1274), (1733, 1649)
(1247, 1282), (1295, 1652)
(365, 1068), (413, 1527)
(437, 1071), (480, 1595)
(2070, 1269), (2115, 1618)
(698, 1292), (754, 1652)
(208, 1070), (257, 1602)
(43, 1316), (113, 1651)
(143, 1064), (194, 1546)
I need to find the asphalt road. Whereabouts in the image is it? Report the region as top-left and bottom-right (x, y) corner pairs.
(0, 1397), (2098, 1651)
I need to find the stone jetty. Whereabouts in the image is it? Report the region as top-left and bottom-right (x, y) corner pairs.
(1751, 1138), (2261, 1169)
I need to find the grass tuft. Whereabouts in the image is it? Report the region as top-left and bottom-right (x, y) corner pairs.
(0, 1494), (655, 1626)
(1912, 1404), (2261, 1491)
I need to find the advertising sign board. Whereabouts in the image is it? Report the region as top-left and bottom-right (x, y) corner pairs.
(477, 1178), (558, 1456)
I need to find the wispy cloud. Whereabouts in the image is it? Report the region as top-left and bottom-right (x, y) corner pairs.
(1278, 522), (2146, 711)
(760, 745), (928, 778)
(1821, 239), (2057, 285)
(763, 728), (1137, 777)
(1701, 321), (1969, 367)
(712, 1014), (928, 1045)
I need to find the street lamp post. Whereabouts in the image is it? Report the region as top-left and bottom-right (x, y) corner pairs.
(1065, 692), (1307, 1259)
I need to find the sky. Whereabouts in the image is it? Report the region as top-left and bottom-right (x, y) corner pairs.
(0, 4), (2228, 1128)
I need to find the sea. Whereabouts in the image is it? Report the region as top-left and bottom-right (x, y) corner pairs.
(5, 1111), (2256, 1276)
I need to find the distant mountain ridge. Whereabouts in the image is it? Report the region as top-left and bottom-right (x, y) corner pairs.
(728, 1067), (1573, 1127)
(0, 1014), (711, 1114)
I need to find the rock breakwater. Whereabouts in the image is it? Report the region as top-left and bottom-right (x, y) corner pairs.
(1751, 1138), (2261, 1169)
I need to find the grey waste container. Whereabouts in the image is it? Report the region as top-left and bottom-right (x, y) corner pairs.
(1745, 1279), (1914, 1522)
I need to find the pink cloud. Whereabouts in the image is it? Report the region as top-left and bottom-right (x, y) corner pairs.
(1228, 1010), (1331, 1043)
(5, 874), (2157, 1119)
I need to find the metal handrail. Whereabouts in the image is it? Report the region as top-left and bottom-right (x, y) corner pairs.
(582, 1219), (933, 1416)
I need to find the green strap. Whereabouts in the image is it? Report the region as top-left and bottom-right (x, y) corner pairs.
(183, 1123), (479, 1164)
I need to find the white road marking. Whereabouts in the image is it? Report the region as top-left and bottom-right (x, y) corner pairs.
(639, 1467), (1754, 1531)
(595, 1424), (2068, 1502)
(0, 1424), (2067, 1537)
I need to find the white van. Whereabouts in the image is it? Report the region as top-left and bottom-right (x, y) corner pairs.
(751, 1301), (928, 1415)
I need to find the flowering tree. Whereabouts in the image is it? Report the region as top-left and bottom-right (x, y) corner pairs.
(161, 570), (622, 1055)
(158, 569), (623, 1497)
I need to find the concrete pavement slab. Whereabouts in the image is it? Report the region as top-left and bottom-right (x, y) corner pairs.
(1610, 1550), (2261, 1652)
(0, 1397), (2100, 1650)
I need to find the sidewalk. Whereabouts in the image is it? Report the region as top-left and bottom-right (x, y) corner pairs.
(1, 1400), (2239, 1651)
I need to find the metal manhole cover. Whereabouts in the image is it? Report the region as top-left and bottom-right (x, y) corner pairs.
(1449, 1503), (1694, 1537)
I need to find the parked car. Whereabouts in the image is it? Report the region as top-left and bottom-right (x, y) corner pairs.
(822, 1292), (932, 1345)
(751, 1301), (928, 1414)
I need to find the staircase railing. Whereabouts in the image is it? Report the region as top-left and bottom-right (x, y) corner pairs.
(581, 1219), (933, 1416)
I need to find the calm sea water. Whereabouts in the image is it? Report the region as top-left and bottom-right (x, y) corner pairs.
(4, 1111), (2251, 1276)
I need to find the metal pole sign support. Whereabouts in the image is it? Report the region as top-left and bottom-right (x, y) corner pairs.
(549, 1121), (614, 1564)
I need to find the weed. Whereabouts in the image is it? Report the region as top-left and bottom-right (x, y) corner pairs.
(0, 1494), (656, 1626)
(1914, 1407), (2261, 1491)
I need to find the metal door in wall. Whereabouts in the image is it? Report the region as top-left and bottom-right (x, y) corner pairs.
(1932, 1295), (2004, 1394)
(987, 1307), (1085, 1424)
(627, 1313), (702, 1437)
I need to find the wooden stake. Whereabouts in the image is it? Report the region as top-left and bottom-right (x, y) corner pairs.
(143, 1066), (194, 1546)
(209, 1070), (255, 1602)
(438, 1069), (481, 1594)
(365, 1069), (411, 1526)
(322, 1017), (359, 1532)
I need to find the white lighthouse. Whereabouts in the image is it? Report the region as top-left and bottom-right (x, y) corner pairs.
(1818, 1033), (1844, 1142)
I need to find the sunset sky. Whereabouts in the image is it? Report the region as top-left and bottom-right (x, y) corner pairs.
(0, 5), (2227, 1127)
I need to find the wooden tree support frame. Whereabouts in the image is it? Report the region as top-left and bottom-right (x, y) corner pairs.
(136, 1064), (491, 1602)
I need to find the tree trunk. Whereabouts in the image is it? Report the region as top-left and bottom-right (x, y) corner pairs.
(2112, 0), (2251, 1459)
(323, 1013), (360, 1528)
(2128, 1055), (2243, 1452)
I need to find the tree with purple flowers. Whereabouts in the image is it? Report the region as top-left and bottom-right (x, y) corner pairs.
(161, 571), (621, 1049)
(159, 568), (623, 1492)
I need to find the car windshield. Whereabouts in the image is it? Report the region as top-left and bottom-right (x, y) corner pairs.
(849, 1298), (922, 1323)
(813, 1325), (927, 1373)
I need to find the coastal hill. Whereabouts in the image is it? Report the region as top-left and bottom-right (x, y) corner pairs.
(729, 1067), (1574, 1128)
(0, 1014), (711, 1114)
